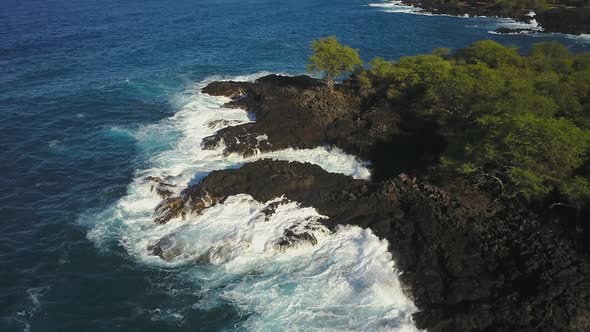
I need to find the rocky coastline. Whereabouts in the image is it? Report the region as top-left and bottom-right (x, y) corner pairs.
(148, 74), (590, 331)
(396, 0), (590, 35)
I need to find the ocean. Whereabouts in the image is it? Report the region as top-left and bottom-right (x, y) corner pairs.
(1, 0), (588, 331)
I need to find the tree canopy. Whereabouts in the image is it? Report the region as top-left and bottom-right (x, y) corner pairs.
(308, 37), (362, 92)
(366, 40), (590, 202)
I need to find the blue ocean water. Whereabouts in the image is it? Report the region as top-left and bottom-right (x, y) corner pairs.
(1, 0), (589, 331)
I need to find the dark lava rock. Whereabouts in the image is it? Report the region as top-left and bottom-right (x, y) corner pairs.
(494, 27), (535, 34)
(201, 80), (253, 98)
(398, 0), (590, 35)
(201, 74), (444, 180)
(155, 159), (590, 331)
(154, 159), (377, 227)
(187, 73), (590, 330)
(536, 7), (590, 36)
(274, 221), (328, 251)
(145, 176), (176, 199)
(399, 0), (531, 19)
(201, 75), (357, 157)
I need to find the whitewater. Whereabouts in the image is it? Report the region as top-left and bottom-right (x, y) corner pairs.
(83, 73), (419, 331)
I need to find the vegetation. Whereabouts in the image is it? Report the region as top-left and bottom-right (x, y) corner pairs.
(308, 37), (362, 92)
(430, 0), (549, 11)
(362, 40), (590, 202)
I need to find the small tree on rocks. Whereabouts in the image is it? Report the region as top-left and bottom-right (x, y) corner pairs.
(307, 37), (362, 92)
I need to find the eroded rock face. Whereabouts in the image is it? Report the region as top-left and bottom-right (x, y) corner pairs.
(201, 75), (348, 156)
(145, 176), (176, 199)
(201, 123), (272, 157)
(203, 76), (342, 150)
(201, 80), (253, 98)
(152, 159), (590, 331)
(274, 219), (329, 251)
(152, 191), (224, 225)
(201, 74), (443, 180)
(179, 160), (379, 229)
(153, 196), (187, 224)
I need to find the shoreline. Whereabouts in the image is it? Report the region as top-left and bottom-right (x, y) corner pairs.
(375, 0), (590, 35)
(147, 72), (590, 331)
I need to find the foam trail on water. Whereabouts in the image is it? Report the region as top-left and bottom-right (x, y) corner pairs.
(84, 73), (418, 330)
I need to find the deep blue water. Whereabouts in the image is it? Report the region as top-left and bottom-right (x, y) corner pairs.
(1, 0), (588, 331)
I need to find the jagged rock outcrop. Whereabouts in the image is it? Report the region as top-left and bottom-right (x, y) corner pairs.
(153, 159), (590, 331)
(145, 176), (176, 199)
(201, 74), (443, 181)
(146, 73), (590, 331)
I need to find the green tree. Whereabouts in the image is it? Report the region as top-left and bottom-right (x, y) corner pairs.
(426, 63), (504, 117)
(456, 40), (523, 68)
(446, 113), (590, 198)
(528, 41), (573, 74)
(308, 37), (362, 92)
(369, 57), (396, 79)
(328, 39), (590, 202)
(389, 55), (452, 91)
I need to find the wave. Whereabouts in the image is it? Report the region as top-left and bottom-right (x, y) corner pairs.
(493, 14), (543, 32)
(488, 20), (590, 43)
(369, 1), (432, 16)
(534, 32), (590, 43)
(82, 73), (418, 330)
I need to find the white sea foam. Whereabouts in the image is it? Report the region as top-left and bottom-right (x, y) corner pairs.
(493, 15), (543, 32)
(532, 32), (590, 43)
(14, 287), (49, 332)
(84, 73), (418, 330)
(368, 1), (431, 16)
(486, 16), (590, 42)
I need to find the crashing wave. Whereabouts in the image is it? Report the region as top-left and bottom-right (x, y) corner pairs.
(82, 73), (418, 330)
(368, 1), (432, 16)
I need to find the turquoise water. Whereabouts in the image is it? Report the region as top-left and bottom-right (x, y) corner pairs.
(1, 0), (588, 331)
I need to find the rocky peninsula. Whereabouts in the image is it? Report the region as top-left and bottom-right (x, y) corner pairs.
(147, 72), (590, 331)
(397, 0), (590, 35)
(147, 36), (590, 330)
